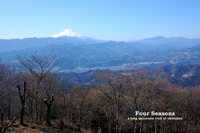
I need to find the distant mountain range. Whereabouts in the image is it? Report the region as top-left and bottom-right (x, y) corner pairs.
(0, 36), (200, 72)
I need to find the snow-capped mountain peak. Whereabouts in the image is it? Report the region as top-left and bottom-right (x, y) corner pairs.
(51, 29), (81, 38)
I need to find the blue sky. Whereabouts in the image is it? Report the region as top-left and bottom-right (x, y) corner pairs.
(0, 0), (200, 41)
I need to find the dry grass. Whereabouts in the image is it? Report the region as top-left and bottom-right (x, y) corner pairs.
(6, 122), (72, 133)
(6, 121), (92, 133)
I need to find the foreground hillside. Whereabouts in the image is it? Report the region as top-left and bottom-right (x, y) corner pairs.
(1, 57), (200, 133)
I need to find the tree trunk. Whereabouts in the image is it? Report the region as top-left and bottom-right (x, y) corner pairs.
(20, 104), (25, 125)
(46, 105), (51, 126)
(17, 82), (26, 126)
(134, 120), (137, 133)
(108, 121), (111, 133)
(7, 99), (11, 120)
(154, 120), (157, 133)
(115, 124), (118, 133)
(44, 95), (54, 126)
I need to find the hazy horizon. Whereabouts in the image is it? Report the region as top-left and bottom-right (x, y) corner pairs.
(0, 32), (199, 42)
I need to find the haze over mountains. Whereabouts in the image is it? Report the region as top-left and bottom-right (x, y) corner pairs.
(0, 30), (200, 73)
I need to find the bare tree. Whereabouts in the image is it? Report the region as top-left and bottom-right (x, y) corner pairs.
(0, 63), (17, 132)
(43, 95), (54, 125)
(18, 55), (57, 123)
(75, 87), (90, 128)
(96, 71), (131, 133)
(16, 82), (27, 125)
(0, 92), (16, 133)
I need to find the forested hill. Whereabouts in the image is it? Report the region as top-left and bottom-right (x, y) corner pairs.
(59, 64), (200, 87)
(0, 36), (200, 72)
